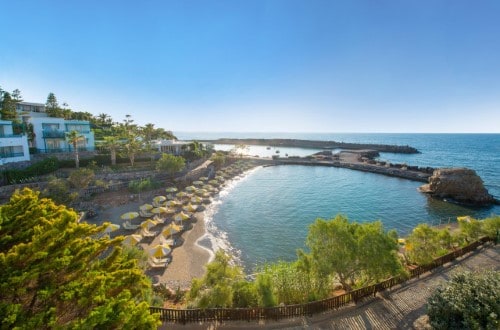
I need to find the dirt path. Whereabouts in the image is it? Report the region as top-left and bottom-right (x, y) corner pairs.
(162, 244), (499, 329)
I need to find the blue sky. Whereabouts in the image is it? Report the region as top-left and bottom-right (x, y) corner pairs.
(1, 0), (499, 133)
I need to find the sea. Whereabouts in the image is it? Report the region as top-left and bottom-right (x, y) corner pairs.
(177, 133), (500, 272)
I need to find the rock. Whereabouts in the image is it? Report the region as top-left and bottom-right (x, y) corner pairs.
(419, 168), (496, 206)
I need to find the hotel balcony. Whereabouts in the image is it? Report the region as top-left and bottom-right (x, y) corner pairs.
(42, 130), (67, 138)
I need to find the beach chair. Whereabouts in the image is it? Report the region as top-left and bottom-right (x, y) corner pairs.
(140, 228), (158, 238)
(139, 210), (154, 218)
(148, 258), (168, 268)
(123, 221), (140, 230)
(159, 236), (175, 246)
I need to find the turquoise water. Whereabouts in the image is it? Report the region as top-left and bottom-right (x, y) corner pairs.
(176, 133), (500, 271)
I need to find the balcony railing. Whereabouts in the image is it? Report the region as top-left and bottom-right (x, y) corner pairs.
(42, 130), (66, 138)
(0, 134), (25, 138)
(31, 147), (96, 154)
(0, 152), (25, 158)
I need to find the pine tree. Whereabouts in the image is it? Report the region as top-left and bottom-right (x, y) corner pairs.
(0, 91), (18, 121)
(0, 188), (160, 328)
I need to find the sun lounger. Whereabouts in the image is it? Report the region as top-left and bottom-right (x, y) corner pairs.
(152, 256), (170, 264)
(159, 236), (175, 246)
(148, 258), (168, 268)
(140, 210), (154, 218)
(123, 221), (140, 230)
(152, 201), (165, 208)
(140, 228), (158, 238)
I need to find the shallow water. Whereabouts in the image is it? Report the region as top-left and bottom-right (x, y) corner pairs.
(204, 165), (499, 272)
(176, 133), (500, 271)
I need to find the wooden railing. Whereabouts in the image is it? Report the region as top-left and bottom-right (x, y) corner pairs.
(150, 236), (494, 324)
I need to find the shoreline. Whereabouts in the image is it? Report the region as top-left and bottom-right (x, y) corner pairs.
(156, 212), (211, 290)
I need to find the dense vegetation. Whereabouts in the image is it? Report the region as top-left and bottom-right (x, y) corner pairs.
(188, 215), (406, 307)
(0, 188), (160, 328)
(187, 215), (499, 309)
(427, 270), (499, 329)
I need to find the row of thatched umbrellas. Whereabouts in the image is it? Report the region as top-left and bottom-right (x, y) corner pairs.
(107, 160), (257, 260)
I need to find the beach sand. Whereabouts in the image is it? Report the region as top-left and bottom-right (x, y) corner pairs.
(84, 190), (211, 290)
(152, 212), (211, 290)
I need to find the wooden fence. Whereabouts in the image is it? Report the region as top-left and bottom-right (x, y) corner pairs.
(150, 236), (494, 324)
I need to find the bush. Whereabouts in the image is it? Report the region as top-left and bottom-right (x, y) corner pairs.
(427, 270), (500, 329)
(1, 157), (59, 184)
(128, 178), (160, 193)
(42, 177), (79, 205)
(68, 168), (95, 189)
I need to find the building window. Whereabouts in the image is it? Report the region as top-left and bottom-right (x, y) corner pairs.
(0, 146), (24, 158)
(45, 139), (61, 151)
(66, 124), (90, 133)
(42, 123), (60, 130)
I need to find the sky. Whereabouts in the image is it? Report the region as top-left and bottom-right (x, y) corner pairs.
(1, 0), (500, 134)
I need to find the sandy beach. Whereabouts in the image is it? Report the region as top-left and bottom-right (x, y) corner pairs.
(85, 194), (212, 290)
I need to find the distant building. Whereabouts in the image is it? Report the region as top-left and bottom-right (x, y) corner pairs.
(152, 139), (191, 155)
(0, 120), (30, 164)
(16, 102), (46, 117)
(29, 117), (95, 153)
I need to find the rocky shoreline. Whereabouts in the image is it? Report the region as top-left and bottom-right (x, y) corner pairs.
(202, 138), (420, 154)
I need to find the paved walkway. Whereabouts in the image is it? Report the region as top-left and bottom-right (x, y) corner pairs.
(163, 243), (499, 329)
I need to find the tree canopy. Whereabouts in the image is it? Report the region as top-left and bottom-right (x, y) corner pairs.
(427, 270), (500, 329)
(0, 91), (18, 121)
(0, 188), (160, 328)
(299, 215), (405, 290)
(156, 153), (185, 177)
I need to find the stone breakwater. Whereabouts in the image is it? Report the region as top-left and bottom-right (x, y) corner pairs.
(264, 151), (497, 206)
(272, 151), (432, 183)
(203, 138), (420, 154)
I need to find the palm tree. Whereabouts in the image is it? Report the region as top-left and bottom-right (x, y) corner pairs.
(66, 130), (85, 169)
(122, 137), (142, 167)
(100, 136), (122, 166)
(142, 123), (155, 143)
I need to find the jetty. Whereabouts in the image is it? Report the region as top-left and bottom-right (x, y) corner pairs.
(269, 150), (432, 182)
(203, 138), (420, 154)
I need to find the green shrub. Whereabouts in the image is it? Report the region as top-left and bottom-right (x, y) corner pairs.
(427, 270), (500, 329)
(128, 178), (160, 193)
(1, 157), (59, 184)
(68, 168), (95, 189)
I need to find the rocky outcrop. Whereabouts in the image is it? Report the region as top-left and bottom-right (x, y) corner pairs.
(419, 168), (496, 206)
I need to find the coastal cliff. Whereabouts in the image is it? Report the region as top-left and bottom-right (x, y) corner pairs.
(203, 138), (420, 154)
(419, 168), (496, 206)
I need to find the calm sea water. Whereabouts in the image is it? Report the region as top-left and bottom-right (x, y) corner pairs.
(178, 133), (500, 271)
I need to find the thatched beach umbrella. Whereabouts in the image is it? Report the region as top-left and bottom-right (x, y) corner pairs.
(165, 187), (178, 193)
(122, 234), (142, 246)
(185, 185), (197, 192)
(161, 224), (182, 239)
(190, 196), (203, 204)
(176, 191), (189, 198)
(151, 207), (167, 214)
(120, 212), (139, 221)
(153, 195), (167, 204)
(165, 200), (181, 208)
(199, 176), (209, 181)
(139, 203), (153, 211)
(149, 244), (171, 258)
(174, 212), (190, 222)
(183, 203), (199, 213)
(103, 223), (120, 234)
(193, 180), (204, 186)
(141, 219), (158, 230)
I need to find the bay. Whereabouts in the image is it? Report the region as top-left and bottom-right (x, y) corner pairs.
(177, 133), (500, 271)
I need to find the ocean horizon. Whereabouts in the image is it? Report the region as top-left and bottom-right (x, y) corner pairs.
(183, 132), (499, 271)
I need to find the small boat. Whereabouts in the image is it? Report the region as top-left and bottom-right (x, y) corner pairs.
(266, 146), (271, 150)
(276, 150), (280, 154)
